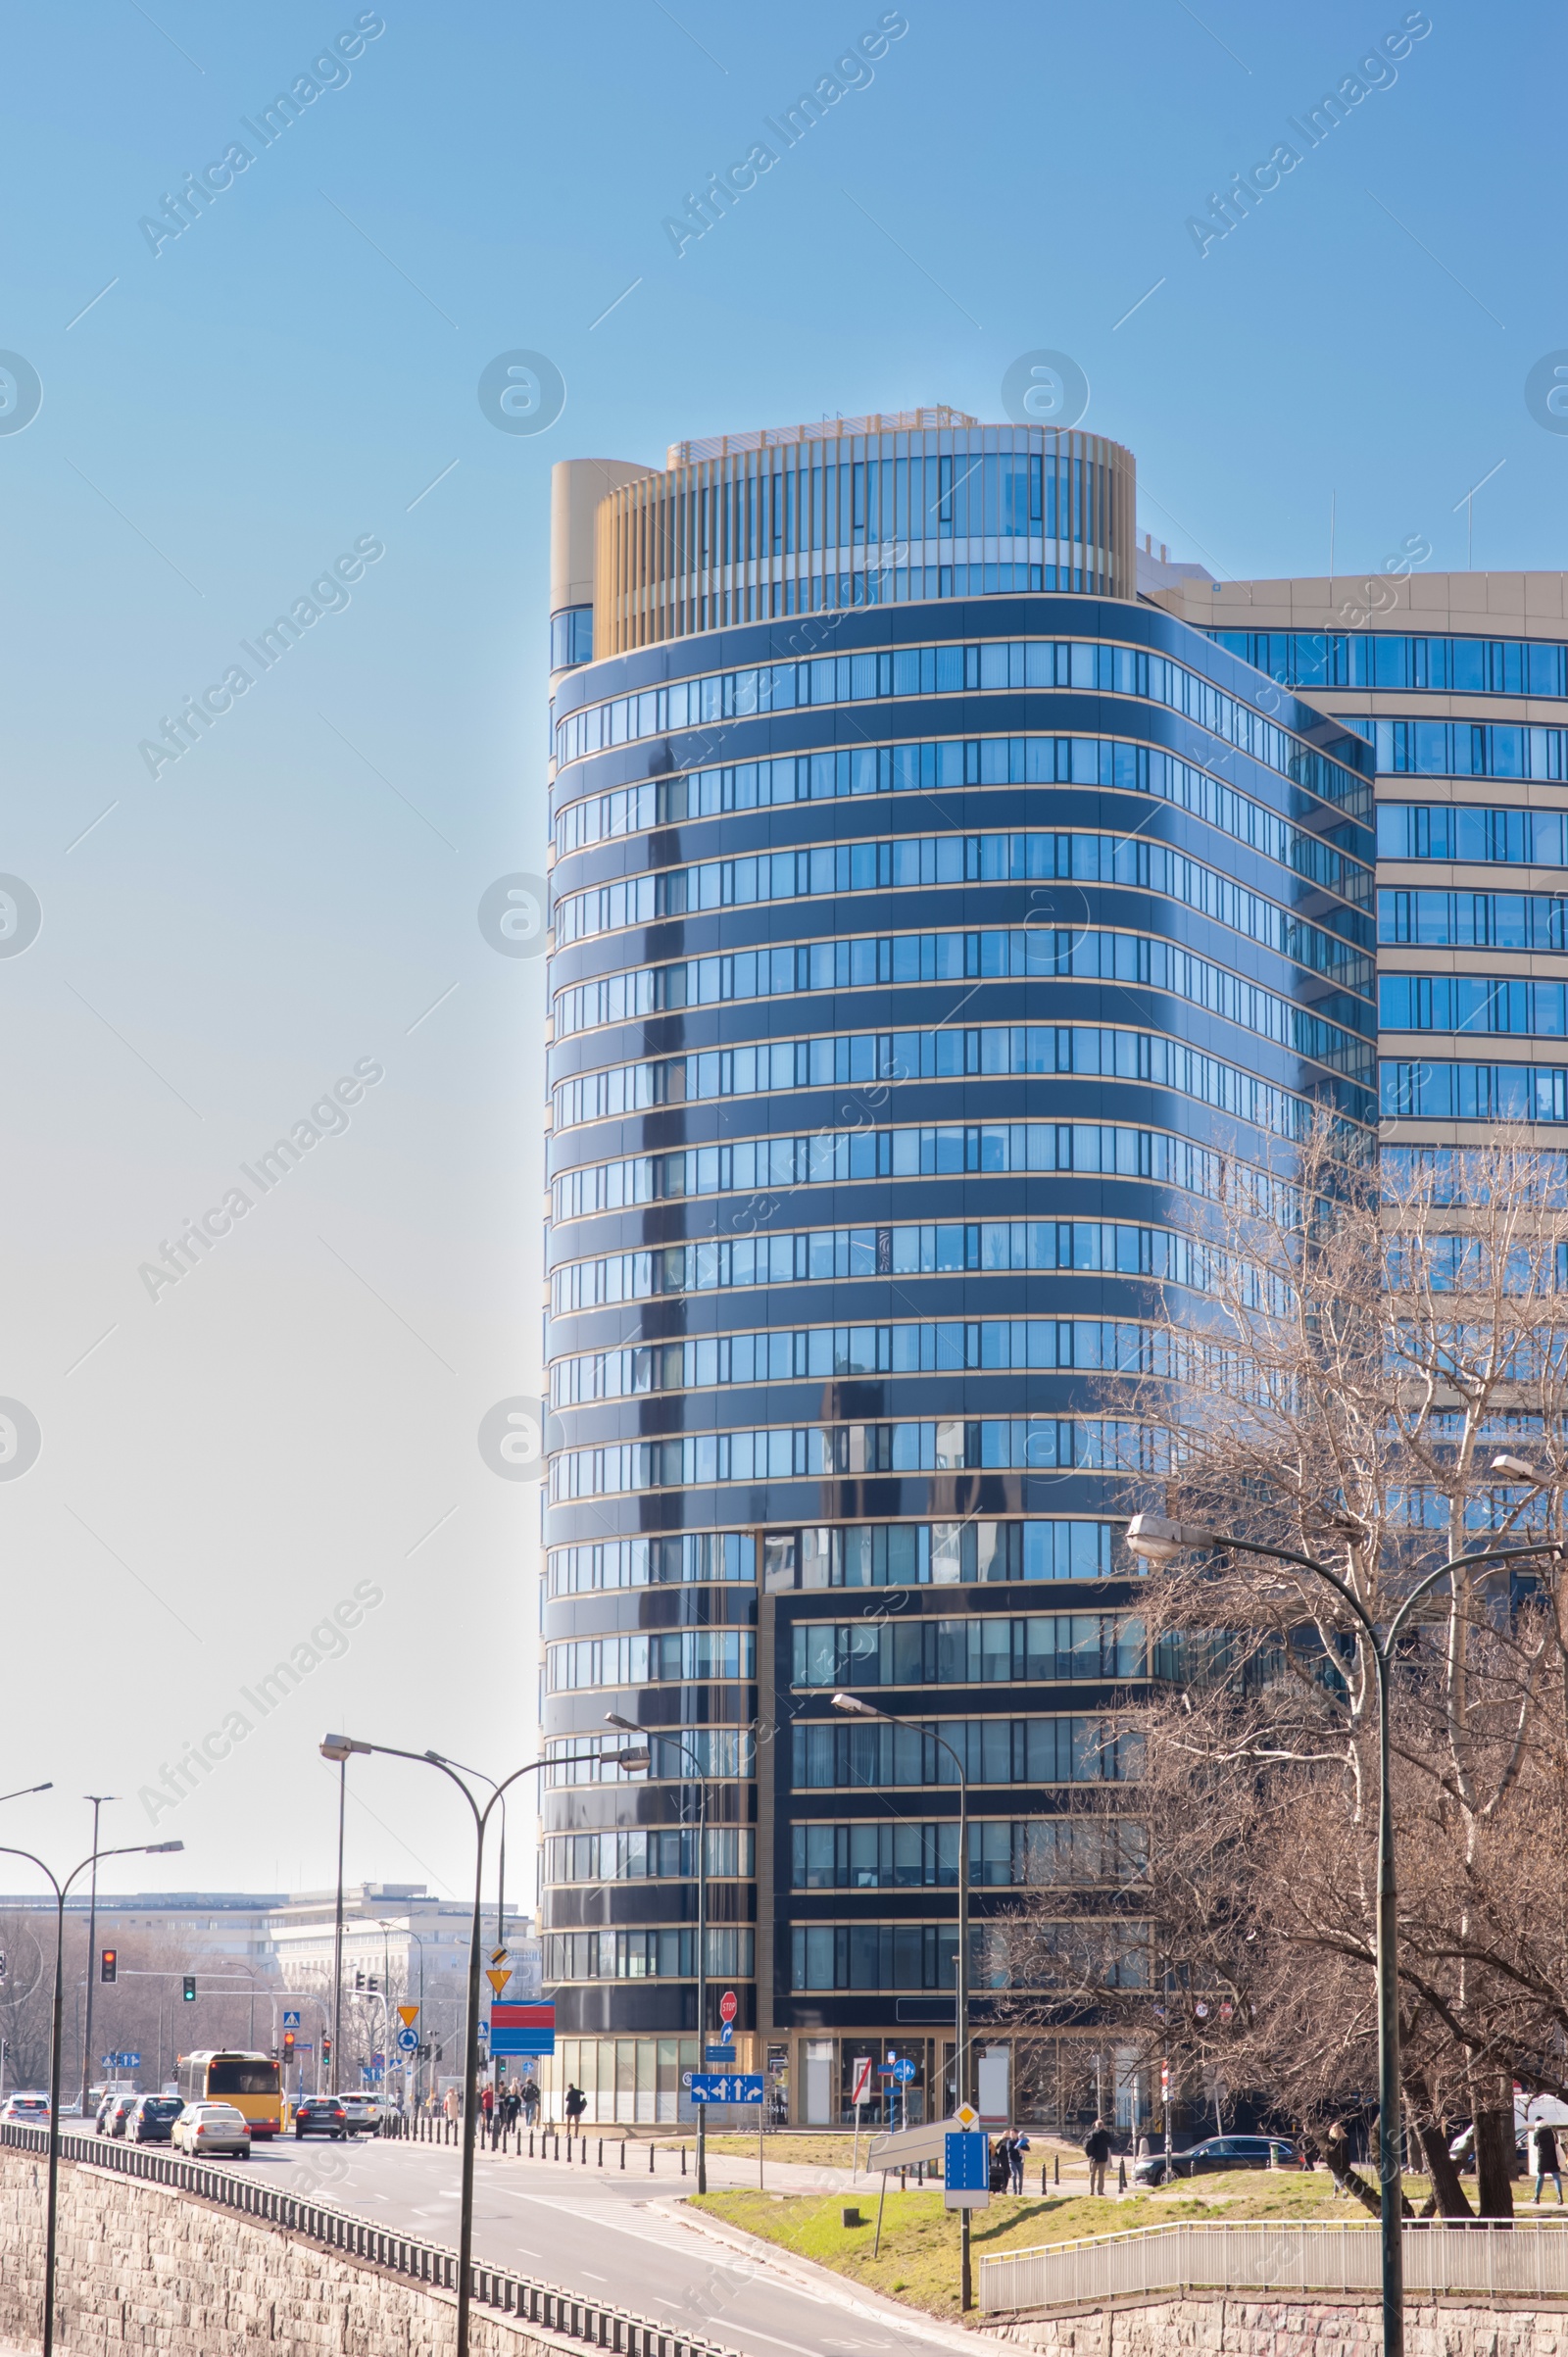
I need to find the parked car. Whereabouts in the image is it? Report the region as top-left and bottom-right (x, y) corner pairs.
(335, 2094), (380, 2133)
(1447, 2126), (1530, 2176)
(293, 2096), (350, 2140)
(172, 2103), (251, 2158)
(1133, 2135), (1298, 2186)
(0, 2091), (50, 2125)
(126, 2094), (184, 2145)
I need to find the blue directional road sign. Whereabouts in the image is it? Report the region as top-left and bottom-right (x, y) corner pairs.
(944, 2130), (991, 2211)
(396, 2027), (419, 2053)
(705, 2045), (738, 2063)
(282, 2010), (301, 2030)
(690, 2073), (762, 2105)
(893, 2058), (916, 2084)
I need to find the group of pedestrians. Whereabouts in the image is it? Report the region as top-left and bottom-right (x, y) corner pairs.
(988, 2130), (1030, 2193)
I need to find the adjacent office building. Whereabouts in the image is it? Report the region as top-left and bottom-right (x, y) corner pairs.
(540, 410), (1384, 2126)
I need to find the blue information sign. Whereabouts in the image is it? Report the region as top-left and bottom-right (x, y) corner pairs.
(945, 2131), (990, 2194)
(396, 2027), (419, 2052)
(690, 2073), (762, 2105)
(282, 2010), (301, 2030)
(705, 2045), (738, 2063)
(893, 2058), (916, 2084)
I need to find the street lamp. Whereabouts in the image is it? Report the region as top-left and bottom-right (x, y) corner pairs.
(1125, 1508), (1562, 2357)
(319, 1735), (549, 2357)
(318, 1739), (353, 2095)
(78, 1795), (119, 2118)
(829, 1691), (975, 2310)
(0, 1835), (183, 2357)
(605, 1713), (712, 2188)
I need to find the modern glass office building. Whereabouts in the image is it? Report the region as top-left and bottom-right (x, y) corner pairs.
(1152, 570), (1568, 1156)
(540, 411), (1378, 2127)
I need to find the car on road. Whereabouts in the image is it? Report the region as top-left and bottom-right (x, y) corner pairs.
(104, 2093), (141, 2140)
(172, 2102), (251, 2158)
(0, 2092), (50, 2125)
(126, 2095), (183, 2145)
(94, 2087), (135, 2133)
(1132, 2134), (1298, 2186)
(335, 2094), (380, 2133)
(293, 2096), (350, 2140)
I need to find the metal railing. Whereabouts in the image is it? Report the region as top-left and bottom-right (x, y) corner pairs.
(0, 2121), (739, 2357)
(979, 2218), (1568, 2314)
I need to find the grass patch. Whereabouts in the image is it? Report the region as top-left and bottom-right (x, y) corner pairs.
(691, 2174), (1434, 2318)
(656, 2131), (861, 2170)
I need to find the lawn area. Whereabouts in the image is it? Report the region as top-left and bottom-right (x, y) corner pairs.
(654, 2131), (861, 2170)
(691, 2174), (1432, 2319)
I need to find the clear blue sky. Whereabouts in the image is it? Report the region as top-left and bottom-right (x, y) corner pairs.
(0, 0), (1559, 1904)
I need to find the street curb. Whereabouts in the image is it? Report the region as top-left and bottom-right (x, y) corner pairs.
(657, 2195), (1012, 2352)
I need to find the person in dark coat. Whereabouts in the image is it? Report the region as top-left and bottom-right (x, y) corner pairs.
(1084, 2119), (1112, 2197)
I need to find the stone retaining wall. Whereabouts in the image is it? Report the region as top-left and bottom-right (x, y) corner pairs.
(989, 2294), (1568, 2357)
(0, 2144), (580, 2354)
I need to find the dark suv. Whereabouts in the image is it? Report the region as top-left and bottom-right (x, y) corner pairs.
(1133, 2135), (1298, 2186)
(127, 2095), (183, 2144)
(293, 2097), (349, 2140)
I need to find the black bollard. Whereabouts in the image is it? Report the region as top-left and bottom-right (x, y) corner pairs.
(598, 2137), (603, 2168)
(648, 2141), (655, 2174)
(681, 2144), (686, 2177)
(620, 2139), (626, 2172)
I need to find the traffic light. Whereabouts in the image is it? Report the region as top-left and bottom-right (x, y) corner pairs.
(368, 1975), (380, 1994)
(181, 1975), (196, 2002)
(353, 1970), (366, 1991)
(100, 1948), (117, 1985)
(322, 2035), (333, 2065)
(283, 2031), (295, 2054)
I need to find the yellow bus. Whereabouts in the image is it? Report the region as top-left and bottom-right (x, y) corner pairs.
(176, 2050), (284, 2138)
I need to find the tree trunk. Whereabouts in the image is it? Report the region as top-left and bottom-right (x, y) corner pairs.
(1474, 2094), (1516, 2220)
(1404, 2083), (1474, 2219)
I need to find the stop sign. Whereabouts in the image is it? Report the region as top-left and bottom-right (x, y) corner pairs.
(719, 1989), (738, 2023)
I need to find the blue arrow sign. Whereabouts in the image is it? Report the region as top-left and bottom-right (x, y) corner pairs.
(690, 2073), (762, 2105)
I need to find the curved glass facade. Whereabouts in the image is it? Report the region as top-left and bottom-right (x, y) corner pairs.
(540, 423), (1376, 2128)
(592, 417), (1136, 654)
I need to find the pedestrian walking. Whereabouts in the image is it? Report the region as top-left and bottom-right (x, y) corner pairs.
(564, 2083), (587, 2130)
(1084, 2119), (1112, 2198)
(989, 2134), (1011, 2194)
(481, 2083), (495, 2136)
(521, 2076), (541, 2128)
(1009, 2132), (1028, 2194)
(1532, 2121), (1564, 2204)
(443, 2087), (460, 2126)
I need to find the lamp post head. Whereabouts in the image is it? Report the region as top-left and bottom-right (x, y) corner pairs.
(1491, 1452), (1540, 1483)
(1125, 1513), (1222, 1562)
(604, 1712), (640, 1735)
(319, 1735), (370, 1762)
(609, 1747), (651, 1771)
(830, 1692), (879, 1717)
(145, 1841), (184, 1854)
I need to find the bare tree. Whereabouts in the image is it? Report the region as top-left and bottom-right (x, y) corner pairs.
(994, 1126), (1568, 2217)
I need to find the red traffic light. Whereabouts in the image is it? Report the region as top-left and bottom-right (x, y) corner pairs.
(99, 1948), (118, 1985)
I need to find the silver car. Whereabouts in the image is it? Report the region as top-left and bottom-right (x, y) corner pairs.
(172, 2102), (252, 2158)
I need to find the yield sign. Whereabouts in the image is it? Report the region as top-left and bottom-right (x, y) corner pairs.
(485, 1967), (512, 1995)
(397, 2004), (419, 2027)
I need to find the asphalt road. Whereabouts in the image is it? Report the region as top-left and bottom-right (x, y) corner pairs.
(203, 2133), (974, 2357)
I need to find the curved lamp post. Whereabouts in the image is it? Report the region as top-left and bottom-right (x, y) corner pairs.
(829, 1692), (976, 2309)
(319, 1737), (589, 2357)
(1127, 1472), (1561, 2357)
(0, 1835), (182, 2357)
(605, 1715), (710, 2185)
